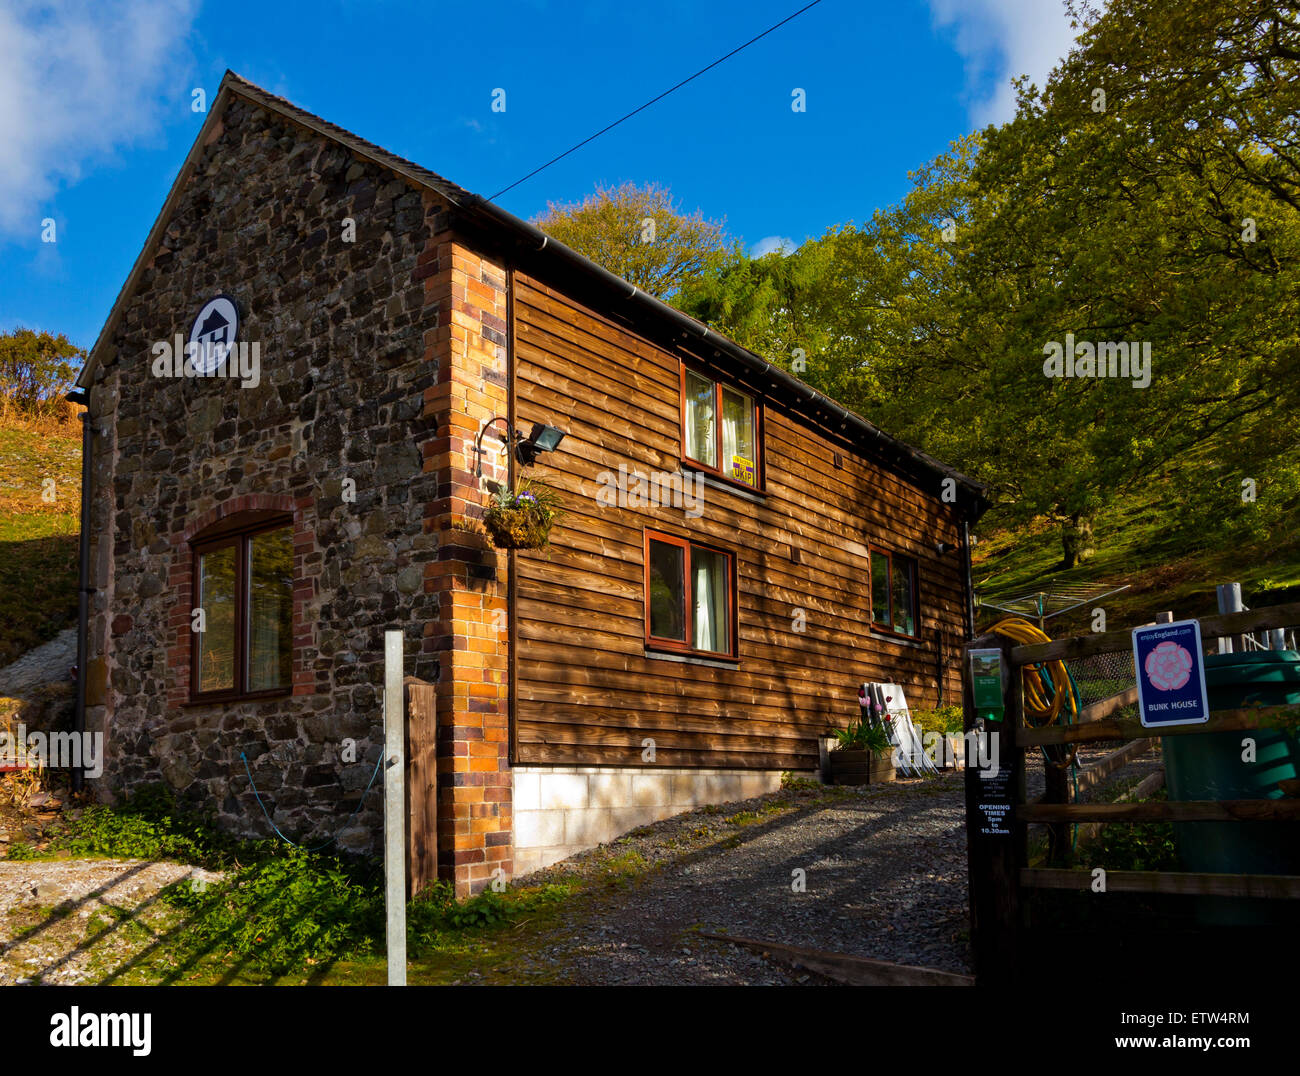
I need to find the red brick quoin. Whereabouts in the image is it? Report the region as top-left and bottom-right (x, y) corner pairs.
(420, 238), (513, 898)
(167, 493), (317, 708)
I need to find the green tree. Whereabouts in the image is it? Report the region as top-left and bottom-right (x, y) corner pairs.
(678, 136), (987, 480)
(533, 181), (740, 300)
(685, 0), (1300, 569)
(0, 327), (84, 421)
(958, 0), (1300, 565)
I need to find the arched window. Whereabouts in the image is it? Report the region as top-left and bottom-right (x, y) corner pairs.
(190, 511), (294, 700)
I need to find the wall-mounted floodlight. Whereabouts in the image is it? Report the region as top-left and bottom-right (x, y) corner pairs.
(474, 418), (567, 476)
(517, 422), (566, 465)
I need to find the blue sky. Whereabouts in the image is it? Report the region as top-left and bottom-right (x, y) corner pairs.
(0, 0), (1080, 351)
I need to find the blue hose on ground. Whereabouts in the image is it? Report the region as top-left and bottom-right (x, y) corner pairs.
(239, 747), (385, 852)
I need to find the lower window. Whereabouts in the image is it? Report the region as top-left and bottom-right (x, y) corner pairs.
(192, 516), (294, 699)
(645, 530), (736, 658)
(870, 548), (918, 637)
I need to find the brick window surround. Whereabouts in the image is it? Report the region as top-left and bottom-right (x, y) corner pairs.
(168, 494), (316, 707)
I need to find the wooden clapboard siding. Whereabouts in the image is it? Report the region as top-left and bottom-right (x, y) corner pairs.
(512, 272), (969, 771)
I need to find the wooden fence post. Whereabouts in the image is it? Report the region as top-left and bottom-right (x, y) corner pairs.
(1044, 751), (1071, 863)
(404, 677), (437, 897)
(964, 632), (1025, 986)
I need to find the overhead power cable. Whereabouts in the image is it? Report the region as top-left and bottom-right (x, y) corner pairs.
(488, 0), (826, 200)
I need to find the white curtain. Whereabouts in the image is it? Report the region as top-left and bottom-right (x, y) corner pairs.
(721, 411), (738, 475)
(692, 552), (728, 653)
(694, 562), (712, 650)
(685, 373), (715, 466)
(720, 388), (754, 484)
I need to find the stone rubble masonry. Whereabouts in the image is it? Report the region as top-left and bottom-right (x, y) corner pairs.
(422, 241), (512, 897)
(85, 93), (445, 851)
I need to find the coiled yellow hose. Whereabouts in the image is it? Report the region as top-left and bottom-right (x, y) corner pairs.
(987, 616), (1081, 769)
(986, 616), (1080, 725)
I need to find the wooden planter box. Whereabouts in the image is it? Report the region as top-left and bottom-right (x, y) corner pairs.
(828, 748), (895, 785)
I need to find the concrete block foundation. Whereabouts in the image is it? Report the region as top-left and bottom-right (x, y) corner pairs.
(511, 765), (789, 877)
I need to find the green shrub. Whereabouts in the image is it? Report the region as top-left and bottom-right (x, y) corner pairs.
(0, 327), (83, 420)
(911, 705), (964, 737)
(60, 783), (251, 867)
(162, 847), (384, 974)
(830, 718), (890, 752)
(1091, 790), (1179, 871)
(447, 889), (510, 929)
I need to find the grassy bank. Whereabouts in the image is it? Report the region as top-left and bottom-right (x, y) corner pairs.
(0, 415), (81, 666)
(972, 469), (1300, 639)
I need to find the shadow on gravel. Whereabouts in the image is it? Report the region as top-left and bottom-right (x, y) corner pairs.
(561, 778), (972, 977)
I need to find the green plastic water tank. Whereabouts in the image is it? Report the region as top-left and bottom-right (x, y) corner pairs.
(1162, 650), (1300, 923)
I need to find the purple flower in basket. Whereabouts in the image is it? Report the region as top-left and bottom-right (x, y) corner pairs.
(517, 490), (538, 506)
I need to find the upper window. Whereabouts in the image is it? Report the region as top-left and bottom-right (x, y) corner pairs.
(870, 548), (918, 637)
(644, 530), (736, 659)
(191, 514), (294, 700)
(681, 367), (761, 490)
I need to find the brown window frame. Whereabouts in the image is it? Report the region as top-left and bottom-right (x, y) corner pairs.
(678, 364), (764, 493)
(643, 529), (739, 660)
(869, 546), (920, 639)
(189, 512), (295, 703)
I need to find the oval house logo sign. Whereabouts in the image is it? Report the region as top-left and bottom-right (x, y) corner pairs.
(188, 295), (239, 374)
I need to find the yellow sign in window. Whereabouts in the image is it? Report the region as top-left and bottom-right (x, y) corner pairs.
(730, 454), (755, 486)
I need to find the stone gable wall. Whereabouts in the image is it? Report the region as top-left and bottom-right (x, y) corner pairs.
(85, 94), (450, 851)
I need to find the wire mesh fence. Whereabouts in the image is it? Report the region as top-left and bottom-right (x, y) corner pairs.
(1063, 648), (1136, 710)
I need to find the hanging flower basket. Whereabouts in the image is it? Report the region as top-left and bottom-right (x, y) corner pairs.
(481, 480), (563, 551)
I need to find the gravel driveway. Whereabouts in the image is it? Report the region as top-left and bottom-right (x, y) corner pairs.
(508, 773), (972, 985)
(503, 740), (1165, 986)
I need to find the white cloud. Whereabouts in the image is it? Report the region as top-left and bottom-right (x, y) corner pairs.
(927, 0), (1080, 127)
(749, 235), (795, 259)
(0, 0), (199, 238)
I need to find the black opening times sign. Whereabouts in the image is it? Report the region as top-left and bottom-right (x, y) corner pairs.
(975, 747), (1012, 837)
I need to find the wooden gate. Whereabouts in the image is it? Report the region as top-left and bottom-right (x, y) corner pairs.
(963, 601), (1300, 985)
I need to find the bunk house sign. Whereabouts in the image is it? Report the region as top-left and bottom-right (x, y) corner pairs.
(1132, 619), (1211, 728)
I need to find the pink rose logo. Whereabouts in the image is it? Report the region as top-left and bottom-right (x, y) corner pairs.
(1145, 641), (1193, 691)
